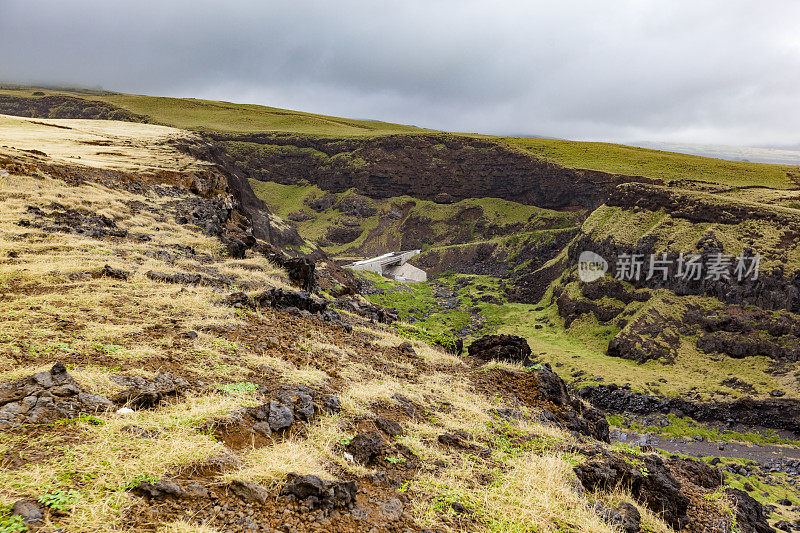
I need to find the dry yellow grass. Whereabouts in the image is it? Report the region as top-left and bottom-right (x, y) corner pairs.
(0, 114), (206, 173)
(0, 119), (677, 532)
(0, 393), (249, 532)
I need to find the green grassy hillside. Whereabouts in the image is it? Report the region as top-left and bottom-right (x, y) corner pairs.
(2, 84), (798, 190)
(248, 179), (581, 261)
(501, 137), (799, 189)
(0, 86), (431, 136)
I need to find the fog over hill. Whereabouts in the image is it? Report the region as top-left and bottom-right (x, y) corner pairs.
(629, 141), (800, 166)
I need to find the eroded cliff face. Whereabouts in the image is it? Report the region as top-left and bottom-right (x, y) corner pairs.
(213, 133), (656, 210)
(571, 183), (800, 312)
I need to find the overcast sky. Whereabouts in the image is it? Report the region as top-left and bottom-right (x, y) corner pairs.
(1, 0), (799, 147)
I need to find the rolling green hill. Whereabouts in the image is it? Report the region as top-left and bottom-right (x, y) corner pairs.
(0, 85), (432, 136)
(1, 84), (797, 190)
(501, 136), (800, 189)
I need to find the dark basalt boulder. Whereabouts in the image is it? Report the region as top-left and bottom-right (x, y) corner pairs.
(468, 334), (535, 366)
(11, 501), (43, 525)
(20, 202), (128, 238)
(346, 431), (384, 465)
(101, 264), (130, 280)
(592, 501), (641, 533)
(725, 488), (775, 533)
(133, 479), (208, 500)
(282, 257), (316, 292)
(254, 288), (328, 314)
(529, 365), (610, 442)
(667, 455), (723, 490)
(575, 451), (688, 529)
(0, 363), (112, 428)
(282, 473), (358, 509)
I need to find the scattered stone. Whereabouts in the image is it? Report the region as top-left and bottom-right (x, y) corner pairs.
(450, 501), (472, 515)
(134, 479), (187, 499)
(267, 401), (294, 431)
(223, 291), (255, 309)
(487, 408), (529, 422)
(438, 432), (491, 457)
(283, 257), (316, 292)
(375, 417), (403, 437)
(616, 502), (642, 533)
(575, 451), (688, 529)
(468, 334), (535, 366)
(281, 473), (358, 509)
(771, 389), (786, 398)
(254, 287), (327, 314)
(726, 488), (774, 533)
(146, 270), (204, 285)
(346, 431), (384, 465)
(229, 480), (270, 504)
(101, 264), (130, 280)
(321, 395), (342, 415)
(667, 456), (723, 489)
(379, 498), (404, 520)
(251, 420), (272, 437)
(183, 483), (210, 499)
(121, 425), (160, 439)
(11, 500), (43, 525)
(396, 342), (416, 356)
(21, 202), (127, 239)
(276, 388), (315, 422)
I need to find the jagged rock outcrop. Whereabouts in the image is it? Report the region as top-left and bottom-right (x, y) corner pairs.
(476, 363), (610, 442)
(571, 183), (800, 313)
(0, 363), (112, 428)
(467, 334), (535, 366)
(173, 139), (312, 253)
(725, 488), (776, 533)
(0, 94), (149, 122)
(574, 448), (710, 529)
(580, 383), (800, 434)
(281, 473), (358, 509)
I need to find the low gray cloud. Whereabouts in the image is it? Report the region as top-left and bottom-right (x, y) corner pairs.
(1, 0), (798, 146)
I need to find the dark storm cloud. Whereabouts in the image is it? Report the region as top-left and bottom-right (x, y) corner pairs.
(1, 0), (798, 145)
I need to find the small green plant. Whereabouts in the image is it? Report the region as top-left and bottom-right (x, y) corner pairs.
(339, 436), (354, 446)
(218, 382), (258, 395)
(0, 514), (26, 533)
(38, 488), (80, 512)
(386, 455), (406, 465)
(54, 414), (104, 426)
(122, 473), (159, 490)
(90, 343), (126, 356)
